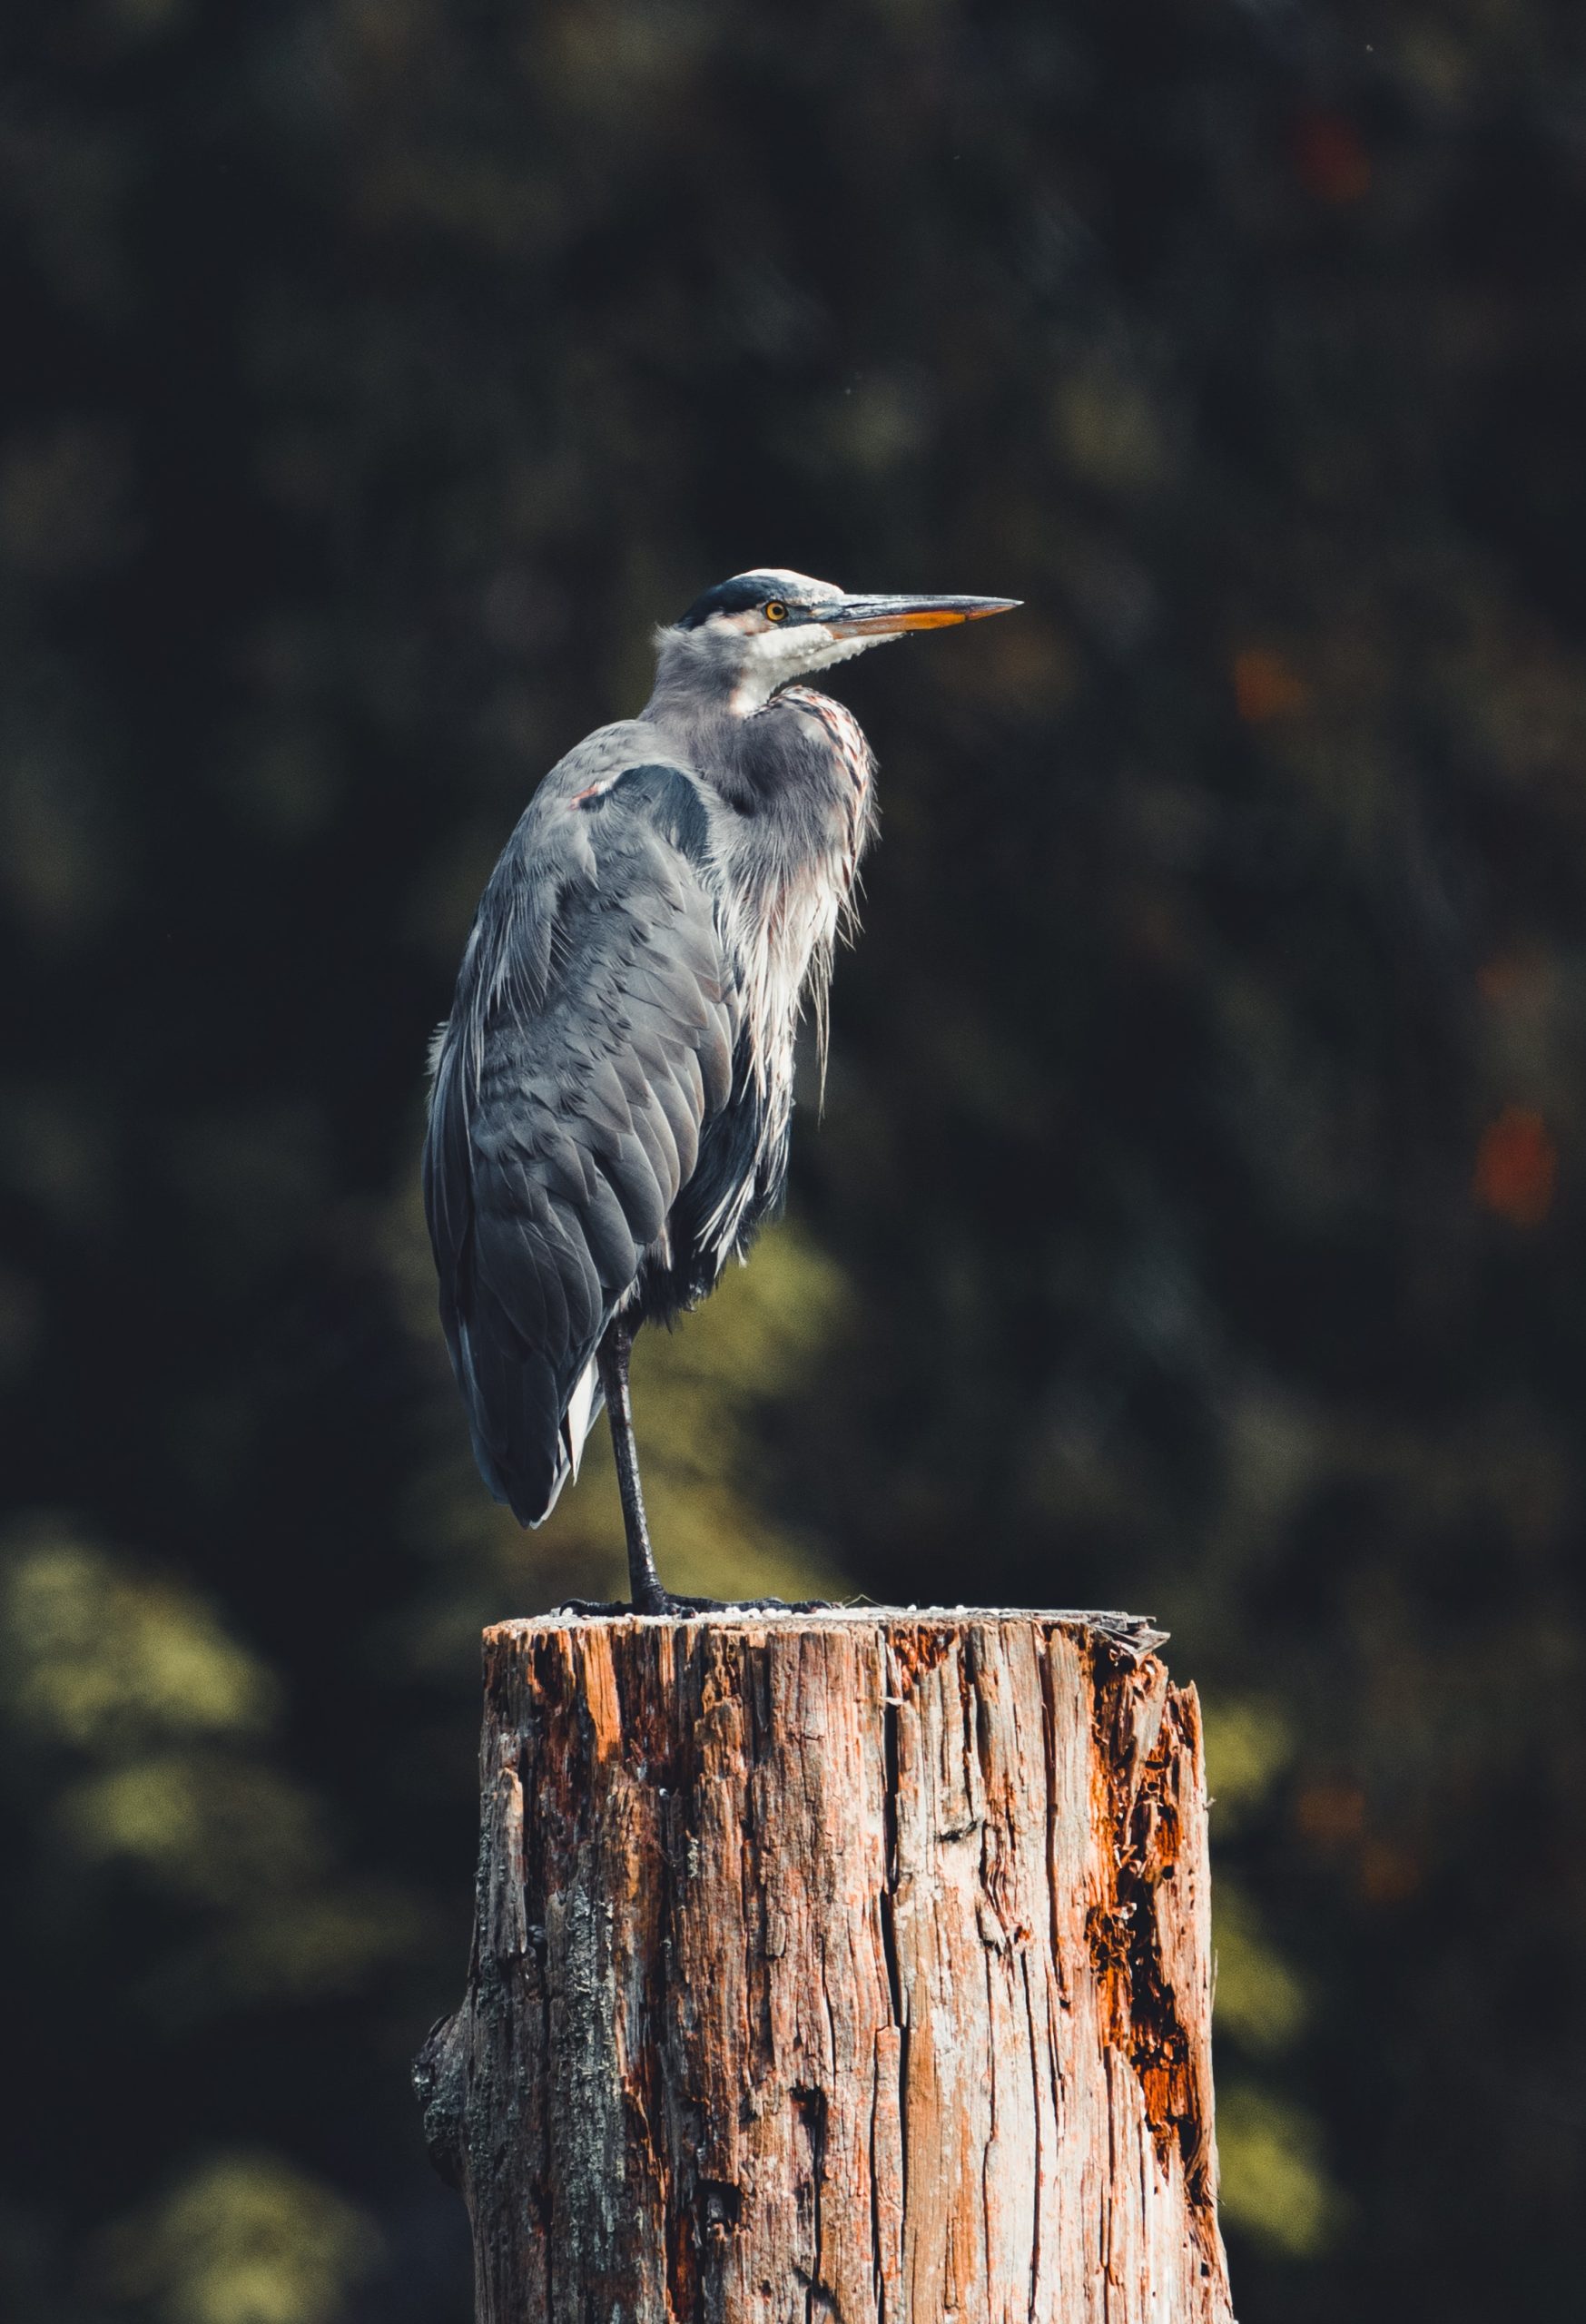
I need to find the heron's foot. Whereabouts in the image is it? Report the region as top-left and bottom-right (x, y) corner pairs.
(637, 1590), (839, 1617)
(557, 1592), (835, 1620)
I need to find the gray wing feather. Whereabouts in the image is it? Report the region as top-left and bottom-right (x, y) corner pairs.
(424, 751), (736, 1525)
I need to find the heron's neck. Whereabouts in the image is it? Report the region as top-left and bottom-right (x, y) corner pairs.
(643, 684), (734, 753)
(649, 689), (850, 816)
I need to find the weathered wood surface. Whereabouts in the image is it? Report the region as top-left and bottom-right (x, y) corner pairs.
(416, 1608), (1232, 2324)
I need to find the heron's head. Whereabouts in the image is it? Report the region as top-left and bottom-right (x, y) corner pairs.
(652, 568), (1020, 717)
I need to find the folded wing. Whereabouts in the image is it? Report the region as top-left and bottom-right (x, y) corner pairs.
(424, 759), (737, 1525)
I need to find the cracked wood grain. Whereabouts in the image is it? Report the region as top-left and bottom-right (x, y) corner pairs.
(414, 1608), (1232, 2324)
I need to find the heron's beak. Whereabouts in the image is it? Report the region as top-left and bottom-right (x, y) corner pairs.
(814, 592), (1021, 637)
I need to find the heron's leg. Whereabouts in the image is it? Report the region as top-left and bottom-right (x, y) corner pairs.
(597, 1317), (668, 1616)
(571, 1316), (832, 1620)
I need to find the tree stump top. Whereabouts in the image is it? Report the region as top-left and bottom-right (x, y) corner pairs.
(503, 1601), (1167, 1649)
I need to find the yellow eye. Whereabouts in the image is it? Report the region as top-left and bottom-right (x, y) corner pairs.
(764, 599), (788, 623)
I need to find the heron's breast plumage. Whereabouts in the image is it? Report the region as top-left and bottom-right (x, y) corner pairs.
(694, 686), (874, 1250)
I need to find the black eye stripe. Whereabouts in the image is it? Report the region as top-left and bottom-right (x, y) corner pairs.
(676, 576), (780, 629)
(675, 574), (821, 629)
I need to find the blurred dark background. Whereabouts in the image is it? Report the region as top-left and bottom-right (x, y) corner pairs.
(4, 0), (1585, 2316)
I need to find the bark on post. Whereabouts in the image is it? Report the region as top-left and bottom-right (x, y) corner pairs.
(415, 1608), (1232, 2324)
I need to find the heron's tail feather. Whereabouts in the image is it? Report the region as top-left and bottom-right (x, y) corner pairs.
(452, 1315), (606, 1529)
(524, 1358), (606, 1525)
(563, 1357), (602, 1486)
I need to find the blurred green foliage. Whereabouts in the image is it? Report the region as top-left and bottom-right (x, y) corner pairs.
(5, 0), (1586, 2318)
(94, 2155), (379, 2324)
(1214, 2087), (1340, 2261)
(4, 1531), (278, 1746)
(0, 1524), (426, 2013)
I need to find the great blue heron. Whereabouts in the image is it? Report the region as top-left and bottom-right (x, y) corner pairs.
(424, 568), (1018, 1613)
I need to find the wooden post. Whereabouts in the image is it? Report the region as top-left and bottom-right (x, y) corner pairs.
(415, 1609), (1232, 2324)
